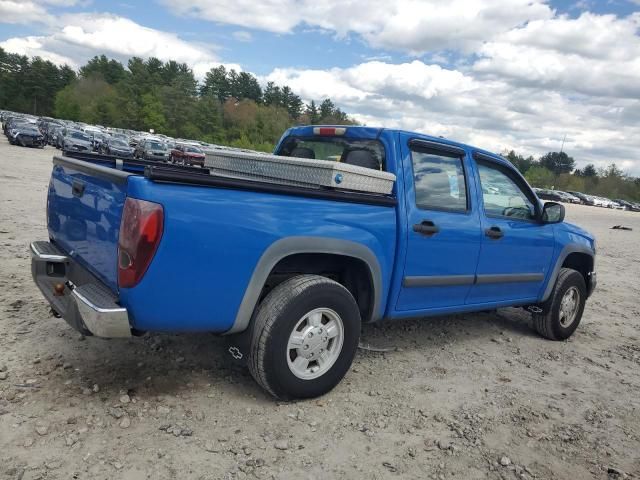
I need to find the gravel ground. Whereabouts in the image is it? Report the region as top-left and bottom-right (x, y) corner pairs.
(0, 135), (639, 480)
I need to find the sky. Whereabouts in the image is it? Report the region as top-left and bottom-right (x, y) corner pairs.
(1, 0), (639, 174)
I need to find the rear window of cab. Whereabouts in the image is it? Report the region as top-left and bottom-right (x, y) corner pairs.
(277, 136), (386, 171)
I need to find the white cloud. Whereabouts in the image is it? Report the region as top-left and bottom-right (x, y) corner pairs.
(474, 12), (640, 98)
(0, 0), (87, 24)
(0, 35), (75, 64)
(266, 60), (640, 175)
(0, 13), (239, 77)
(161, 0), (554, 53)
(0, 1), (51, 24)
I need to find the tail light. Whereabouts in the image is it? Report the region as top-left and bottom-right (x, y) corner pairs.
(118, 198), (164, 288)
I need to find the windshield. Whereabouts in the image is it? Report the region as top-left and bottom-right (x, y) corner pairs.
(277, 136), (385, 171)
(148, 141), (166, 150)
(111, 140), (129, 148)
(71, 132), (91, 141)
(185, 146), (203, 153)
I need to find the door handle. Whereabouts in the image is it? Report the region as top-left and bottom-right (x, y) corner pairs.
(485, 226), (504, 239)
(72, 180), (85, 198)
(413, 220), (440, 236)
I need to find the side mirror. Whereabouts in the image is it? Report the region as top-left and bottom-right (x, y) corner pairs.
(542, 202), (565, 224)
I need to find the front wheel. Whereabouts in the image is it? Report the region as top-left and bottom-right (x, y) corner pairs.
(532, 268), (586, 340)
(248, 275), (361, 400)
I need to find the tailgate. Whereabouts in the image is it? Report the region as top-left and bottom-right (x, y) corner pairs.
(47, 156), (133, 293)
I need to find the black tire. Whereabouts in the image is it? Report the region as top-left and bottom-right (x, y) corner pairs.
(532, 268), (586, 341)
(248, 274), (361, 400)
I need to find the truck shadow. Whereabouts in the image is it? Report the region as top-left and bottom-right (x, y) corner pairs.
(45, 307), (539, 403)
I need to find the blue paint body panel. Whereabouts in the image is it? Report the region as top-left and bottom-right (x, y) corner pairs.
(120, 177), (396, 332)
(48, 163), (126, 291)
(46, 126), (596, 334)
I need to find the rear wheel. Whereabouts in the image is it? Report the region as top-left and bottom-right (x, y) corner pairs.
(248, 275), (361, 400)
(532, 268), (586, 340)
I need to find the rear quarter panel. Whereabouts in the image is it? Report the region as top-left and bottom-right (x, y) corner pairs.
(121, 177), (397, 333)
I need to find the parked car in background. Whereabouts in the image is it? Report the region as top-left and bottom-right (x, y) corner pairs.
(101, 137), (134, 158)
(593, 196), (620, 209)
(555, 191), (581, 204)
(134, 138), (169, 161)
(48, 126), (62, 146)
(170, 143), (205, 166)
(567, 191), (595, 206)
(110, 132), (129, 144)
(63, 130), (93, 152)
(613, 199), (638, 211)
(9, 123), (45, 147)
(534, 189), (564, 202)
(129, 135), (144, 148)
(90, 132), (108, 152)
(588, 196), (606, 207)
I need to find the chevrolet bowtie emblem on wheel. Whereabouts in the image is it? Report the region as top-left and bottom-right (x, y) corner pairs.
(228, 346), (243, 360)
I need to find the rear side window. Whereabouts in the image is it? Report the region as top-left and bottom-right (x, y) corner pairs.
(411, 150), (467, 212)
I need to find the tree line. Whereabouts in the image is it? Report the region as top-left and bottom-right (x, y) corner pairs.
(0, 50), (354, 151)
(504, 150), (640, 202)
(2, 47), (637, 197)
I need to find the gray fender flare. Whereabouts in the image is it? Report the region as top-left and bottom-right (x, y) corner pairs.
(224, 236), (383, 335)
(540, 243), (595, 303)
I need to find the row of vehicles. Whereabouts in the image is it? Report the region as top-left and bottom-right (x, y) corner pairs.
(3, 110), (637, 213)
(533, 188), (640, 212)
(0, 111), (206, 167)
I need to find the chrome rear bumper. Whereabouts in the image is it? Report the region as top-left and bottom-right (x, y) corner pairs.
(31, 241), (131, 338)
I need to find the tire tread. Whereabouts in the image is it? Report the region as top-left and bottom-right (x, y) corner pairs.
(248, 275), (351, 399)
(533, 268), (585, 341)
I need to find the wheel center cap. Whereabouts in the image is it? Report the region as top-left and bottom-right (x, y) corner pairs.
(300, 326), (329, 358)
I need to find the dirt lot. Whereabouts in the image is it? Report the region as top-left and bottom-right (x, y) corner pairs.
(0, 135), (639, 480)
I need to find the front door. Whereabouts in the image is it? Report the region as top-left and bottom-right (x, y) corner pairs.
(467, 155), (555, 304)
(395, 136), (482, 312)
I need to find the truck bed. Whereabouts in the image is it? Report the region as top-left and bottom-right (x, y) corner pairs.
(46, 153), (397, 333)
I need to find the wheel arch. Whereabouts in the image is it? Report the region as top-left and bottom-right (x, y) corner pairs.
(224, 237), (383, 335)
(541, 244), (595, 302)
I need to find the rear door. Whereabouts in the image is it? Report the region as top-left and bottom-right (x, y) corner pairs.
(395, 135), (482, 312)
(467, 153), (555, 304)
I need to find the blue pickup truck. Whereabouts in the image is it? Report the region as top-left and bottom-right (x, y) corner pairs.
(31, 126), (596, 399)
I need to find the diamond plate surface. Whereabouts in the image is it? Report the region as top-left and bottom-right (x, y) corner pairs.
(203, 149), (395, 195)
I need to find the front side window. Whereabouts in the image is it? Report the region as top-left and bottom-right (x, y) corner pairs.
(477, 161), (536, 220)
(411, 150), (467, 212)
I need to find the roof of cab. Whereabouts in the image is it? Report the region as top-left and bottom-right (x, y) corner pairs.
(284, 125), (510, 167)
